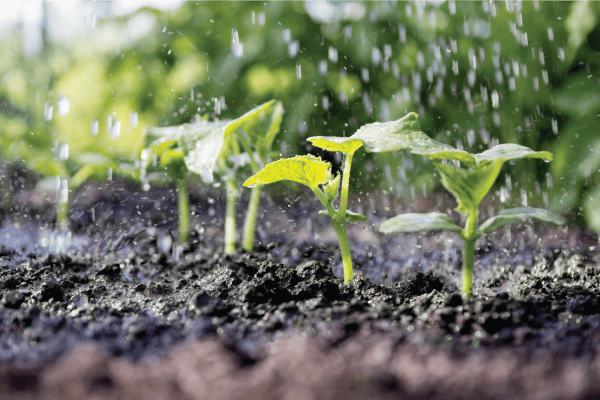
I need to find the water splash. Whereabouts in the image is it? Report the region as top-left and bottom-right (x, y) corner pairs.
(44, 102), (53, 121)
(57, 97), (70, 116)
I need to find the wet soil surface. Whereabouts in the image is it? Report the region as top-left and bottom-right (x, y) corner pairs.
(1, 175), (599, 400)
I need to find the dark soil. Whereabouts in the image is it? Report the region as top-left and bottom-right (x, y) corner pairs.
(1, 173), (599, 400)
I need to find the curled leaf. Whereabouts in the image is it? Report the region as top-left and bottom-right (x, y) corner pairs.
(478, 208), (565, 234)
(379, 212), (462, 234)
(308, 137), (363, 155)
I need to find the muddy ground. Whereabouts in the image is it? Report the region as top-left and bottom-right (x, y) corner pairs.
(0, 173), (599, 400)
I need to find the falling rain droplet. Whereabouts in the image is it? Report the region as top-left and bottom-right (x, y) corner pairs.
(372, 47), (382, 66)
(547, 27), (554, 41)
(158, 234), (173, 254)
(296, 64), (301, 79)
(467, 129), (475, 147)
(257, 12), (265, 26)
(551, 118), (558, 134)
(533, 77), (539, 91)
(495, 70), (504, 84)
(110, 118), (121, 139)
(288, 40), (299, 58)
(558, 48), (565, 61)
(361, 68), (370, 83)
(282, 28), (291, 43)
(58, 143), (69, 161)
(542, 70), (549, 85)
(448, 1), (456, 15)
(398, 24), (406, 44)
(328, 47), (338, 63)
(44, 102), (53, 121)
(91, 120), (99, 136)
(508, 77), (516, 91)
(57, 97), (70, 116)
(452, 60), (459, 75)
(469, 48), (477, 69)
(493, 112), (501, 127)
(130, 111), (138, 128)
(318, 60), (327, 75)
(467, 69), (476, 87)
(435, 78), (443, 98)
(491, 90), (499, 109)
(59, 178), (69, 205)
(417, 52), (425, 69)
(383, 44), (392, 60)
(521, 189), (528, 207)
(322, 96), (329, 111)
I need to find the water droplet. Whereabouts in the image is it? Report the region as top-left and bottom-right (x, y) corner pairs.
(59, 177), (69, 204)
(282, 28), (291, 43)
(110, 119), (121, 139)
(44, 102), (53, 121)
(380, 99), (390, 121)
(493, 112), (501, 127)
(542, 69), (549, 85)
(391, 61), (400, 79)
(328, 47), (338, 63)
(500, 186), (509, 203)
(361, 68), (370, 83)
(40, 234), (50, 249)
(130, 111), (138, 128)
(372, 47), (382, 66)
(257, 12), (265, 26)
(508, 77), (516, 91)
(318, 60), (327, 75)
(158, 234), (173, 253)
(251, 11), (255, 24)
(413, 71), (421, 91)
(495, 70), (503, 84)
(448, 1), (456, 15)
(551, 118), (558, 134)
(467, 69), (476, 87)
(452, 60), (459, 75)
(383, 44), (392, 60)
(426, 67), (433, 83)
(343, 25), (352, 42)
(467, 129), (475, 147)
(398, 24), (406, 44)
(480, 85), (488, 103)
(533, 76), (539, 91)
(57, 97), (70, 116)
(322, 96), (329, 111)
(558, 48), (565, 61)
(469, 48), (477, 69)
(463, 88), (471, 103)
(91, 120), (99, 136)
(58, 143), (69, 161)
(548, 27), (554, 41)
(288, 40), (299, 58)
(405, 4), (412, 18)
(417, 51), (425, 69)
(362, 93), (373, 116)
(435, 78), (443, 98)
(539, 48), (545, 66)
(296, 64), (301, 79)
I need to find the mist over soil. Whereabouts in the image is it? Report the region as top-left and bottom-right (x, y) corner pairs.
(0, 176), (599, 400)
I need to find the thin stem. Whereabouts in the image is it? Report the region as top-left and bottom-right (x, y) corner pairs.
(461, 207), (479, 297)
(339, 152), (354, 217)
(57, 200), (69, 231)
(177, 179), (189, 243)
(242, 185), (261, 251)
(311, 186), (354, 284)
(224, 175), (238, 254)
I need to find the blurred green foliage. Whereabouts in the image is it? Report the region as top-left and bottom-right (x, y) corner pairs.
(1, 1), (599, 230)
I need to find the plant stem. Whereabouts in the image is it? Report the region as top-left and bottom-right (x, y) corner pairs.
(242, 186), (261, 251)
(177, 179), (189, 243)
(461, 207), (479, 297)
(339, 152), (354, 217)
(311, 186), (354, 284)
(333, 220), (354, 284)
(224, 175), (237, 254)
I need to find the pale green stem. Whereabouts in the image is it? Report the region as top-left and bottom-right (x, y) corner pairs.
(177, 179), (189, 243)
(311, 186), (354, 284)
(339, 152), (354, 217)
(224, 175), (237, 254)
(461, 207), (479, 297)
(57, 200), (68, 231)
(242, 186), (261, 251)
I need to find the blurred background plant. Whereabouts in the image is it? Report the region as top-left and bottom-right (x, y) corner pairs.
(0, 1), (598, 231)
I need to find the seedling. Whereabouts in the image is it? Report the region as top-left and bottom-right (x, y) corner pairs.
(143, 100), (284, 250)
(244, 137), (366, 283)
(318, 112), (565, 296)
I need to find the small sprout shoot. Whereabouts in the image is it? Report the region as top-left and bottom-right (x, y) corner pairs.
(144, 100), (284, 251)
(244, 137), (365, 284)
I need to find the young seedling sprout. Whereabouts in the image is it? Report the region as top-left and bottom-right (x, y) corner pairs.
(243, 138), (366, 284)
(318, 112), (565, 296)
(143, 100), (284, 250)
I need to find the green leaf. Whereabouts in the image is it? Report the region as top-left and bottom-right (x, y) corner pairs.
(323, 173), (340, 201)
(379, 212), (462, 234)
(434, 160), (504, 216)
(344, 210), (367, 223)
(26, 156), (68, 177)
(226, 100), (284, 162)
(478, 208), (566, 234)
(307, 137), (363, 155)
(160, 148), (187, 181)
(318, 209), (367, 223)
(470, 144), (553, 166)
(243, 155), (333, 189)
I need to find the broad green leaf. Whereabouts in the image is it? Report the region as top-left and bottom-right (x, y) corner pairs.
(226, 100), (284, 161)
(379, 212), (462, 234)
(243, 155), (333, 189)
(149, 139), (178, 159)
(307, 137), (363, 155)
(434, 160), (504, 216)
(323, 173), (340, 201)
(470, 144), (553, 166)
(478, 208), (566, 234)
(318, 209), (367, 223)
